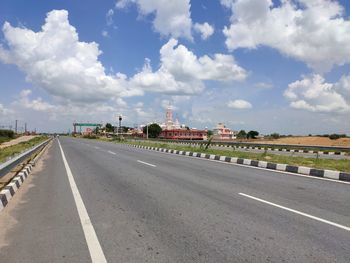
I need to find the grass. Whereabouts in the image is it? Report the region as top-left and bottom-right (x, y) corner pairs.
(119, 140), (350, 173)
(0, 136), (48, 163)
(0, 137), (13, 144)
(140, 139), (350, 154)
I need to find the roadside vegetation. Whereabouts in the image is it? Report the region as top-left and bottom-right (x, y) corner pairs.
(0, 129), (16, 144)
(117, 140), (350, 173)
(0, 136), (48, 163)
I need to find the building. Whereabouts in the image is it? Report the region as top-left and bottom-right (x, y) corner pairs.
(158, 105), (207, 140)
(159, 129), (207, 140)
(160, 105), (182, 130)
(212, 123), (236, 140)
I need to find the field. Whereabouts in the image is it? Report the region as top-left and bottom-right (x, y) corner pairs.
(247, 136), (350, 147)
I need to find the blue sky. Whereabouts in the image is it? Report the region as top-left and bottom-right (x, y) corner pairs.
(0, 0), (350, 134)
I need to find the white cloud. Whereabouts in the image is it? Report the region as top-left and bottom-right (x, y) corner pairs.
(227, 99), (252, 109)
(0, 10), (245, 104)
(16, 89), (57, 112)
(0, 103), (13, 116)
(284, 74), (350, 113)
(130, 38), (247, 95)
(193, 22), (214, 40)
(116, 0), (193, 39)
(101, 30), (109, 37)
(0, 10), (140, 103)
(221, 0), (350, 72)
(106, 9), (114, 26)
(254, 82), (273, 89)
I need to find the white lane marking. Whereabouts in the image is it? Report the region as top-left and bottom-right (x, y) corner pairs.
(58, 140), (107, 263)
(239, 192), (350, 232)
(137, 160), (156, 167)
(108, 150), (116, 155)
(94, 146), (100, 150)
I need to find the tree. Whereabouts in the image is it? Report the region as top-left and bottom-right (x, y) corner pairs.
(143, 123), (162, 138)
(247, 130), (259, 139)
(236, 130), (247, 139)
(207, 130), (213, 136)
(270, 133), (280, 139)
(329, 134), (341, 140)
(105, 123), (113, 132)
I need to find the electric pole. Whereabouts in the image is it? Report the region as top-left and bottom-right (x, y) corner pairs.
(15, 120), (18, 134)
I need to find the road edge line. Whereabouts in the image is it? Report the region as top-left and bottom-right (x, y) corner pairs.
(58, 139), (107, 263)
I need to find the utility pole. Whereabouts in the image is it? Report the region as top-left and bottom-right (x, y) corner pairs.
(15, 120), (18, 134)
(146, 124), (149, 140)
(25, 122), (27, 133)
(119, 115), (122, 135)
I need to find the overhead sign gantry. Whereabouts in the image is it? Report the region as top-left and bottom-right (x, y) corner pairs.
(73, 123), (102, 134)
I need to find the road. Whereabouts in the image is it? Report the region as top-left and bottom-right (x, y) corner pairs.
(0, 137), (349, 262)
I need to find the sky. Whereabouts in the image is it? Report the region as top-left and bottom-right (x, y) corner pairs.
(0, 0), (350, 134)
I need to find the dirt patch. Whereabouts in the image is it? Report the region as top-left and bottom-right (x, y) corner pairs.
(0, 135), (38, 149)
(248, 137), (350, 147)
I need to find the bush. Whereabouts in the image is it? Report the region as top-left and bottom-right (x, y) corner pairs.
(83, 134), (97, 139)
(0, 129), (15, 138)
(270, 133), (280, 139)
(329, 134), (340, 140)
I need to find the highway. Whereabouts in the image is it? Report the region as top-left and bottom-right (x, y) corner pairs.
(0, 137), (349, 262)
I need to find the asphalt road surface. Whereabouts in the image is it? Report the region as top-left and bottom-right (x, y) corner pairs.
(0, 137), (349, 263)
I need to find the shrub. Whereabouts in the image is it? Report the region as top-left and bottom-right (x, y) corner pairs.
(270, 133), (280, 139)
(83, 134), (97, 139)
(329, 134), (340, 140)
(0, 129), (15, 138)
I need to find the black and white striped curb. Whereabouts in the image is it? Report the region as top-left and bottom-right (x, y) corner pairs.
(130, 144), (350, 182)
(170, 142), (347, 156)
(0, 164), (32, 211)
(0, 139), (51, 212)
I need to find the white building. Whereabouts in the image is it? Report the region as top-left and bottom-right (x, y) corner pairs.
(213, 123), (236, 140)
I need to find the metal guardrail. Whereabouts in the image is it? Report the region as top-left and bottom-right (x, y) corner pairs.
(130, 138), (350, 152)
(0, 138), (52, 178)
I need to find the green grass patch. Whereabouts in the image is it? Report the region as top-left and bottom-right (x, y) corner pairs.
(120, 140), (350, 173)
(0, 137), (12, 144)
(0, 136), (48, 163)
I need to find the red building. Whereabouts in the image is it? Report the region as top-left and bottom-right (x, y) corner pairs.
(159, 129), (207, 140)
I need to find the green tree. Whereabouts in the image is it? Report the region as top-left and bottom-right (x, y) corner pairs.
(105, 123), (113, 132)
(247, 130), (259, 139)
(207, 130), (213, 136)
(236, 130), (247, 139)
(329, 134), (341, 140)
(143, 123), (162, 138)
(270, 133), (280, 139)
